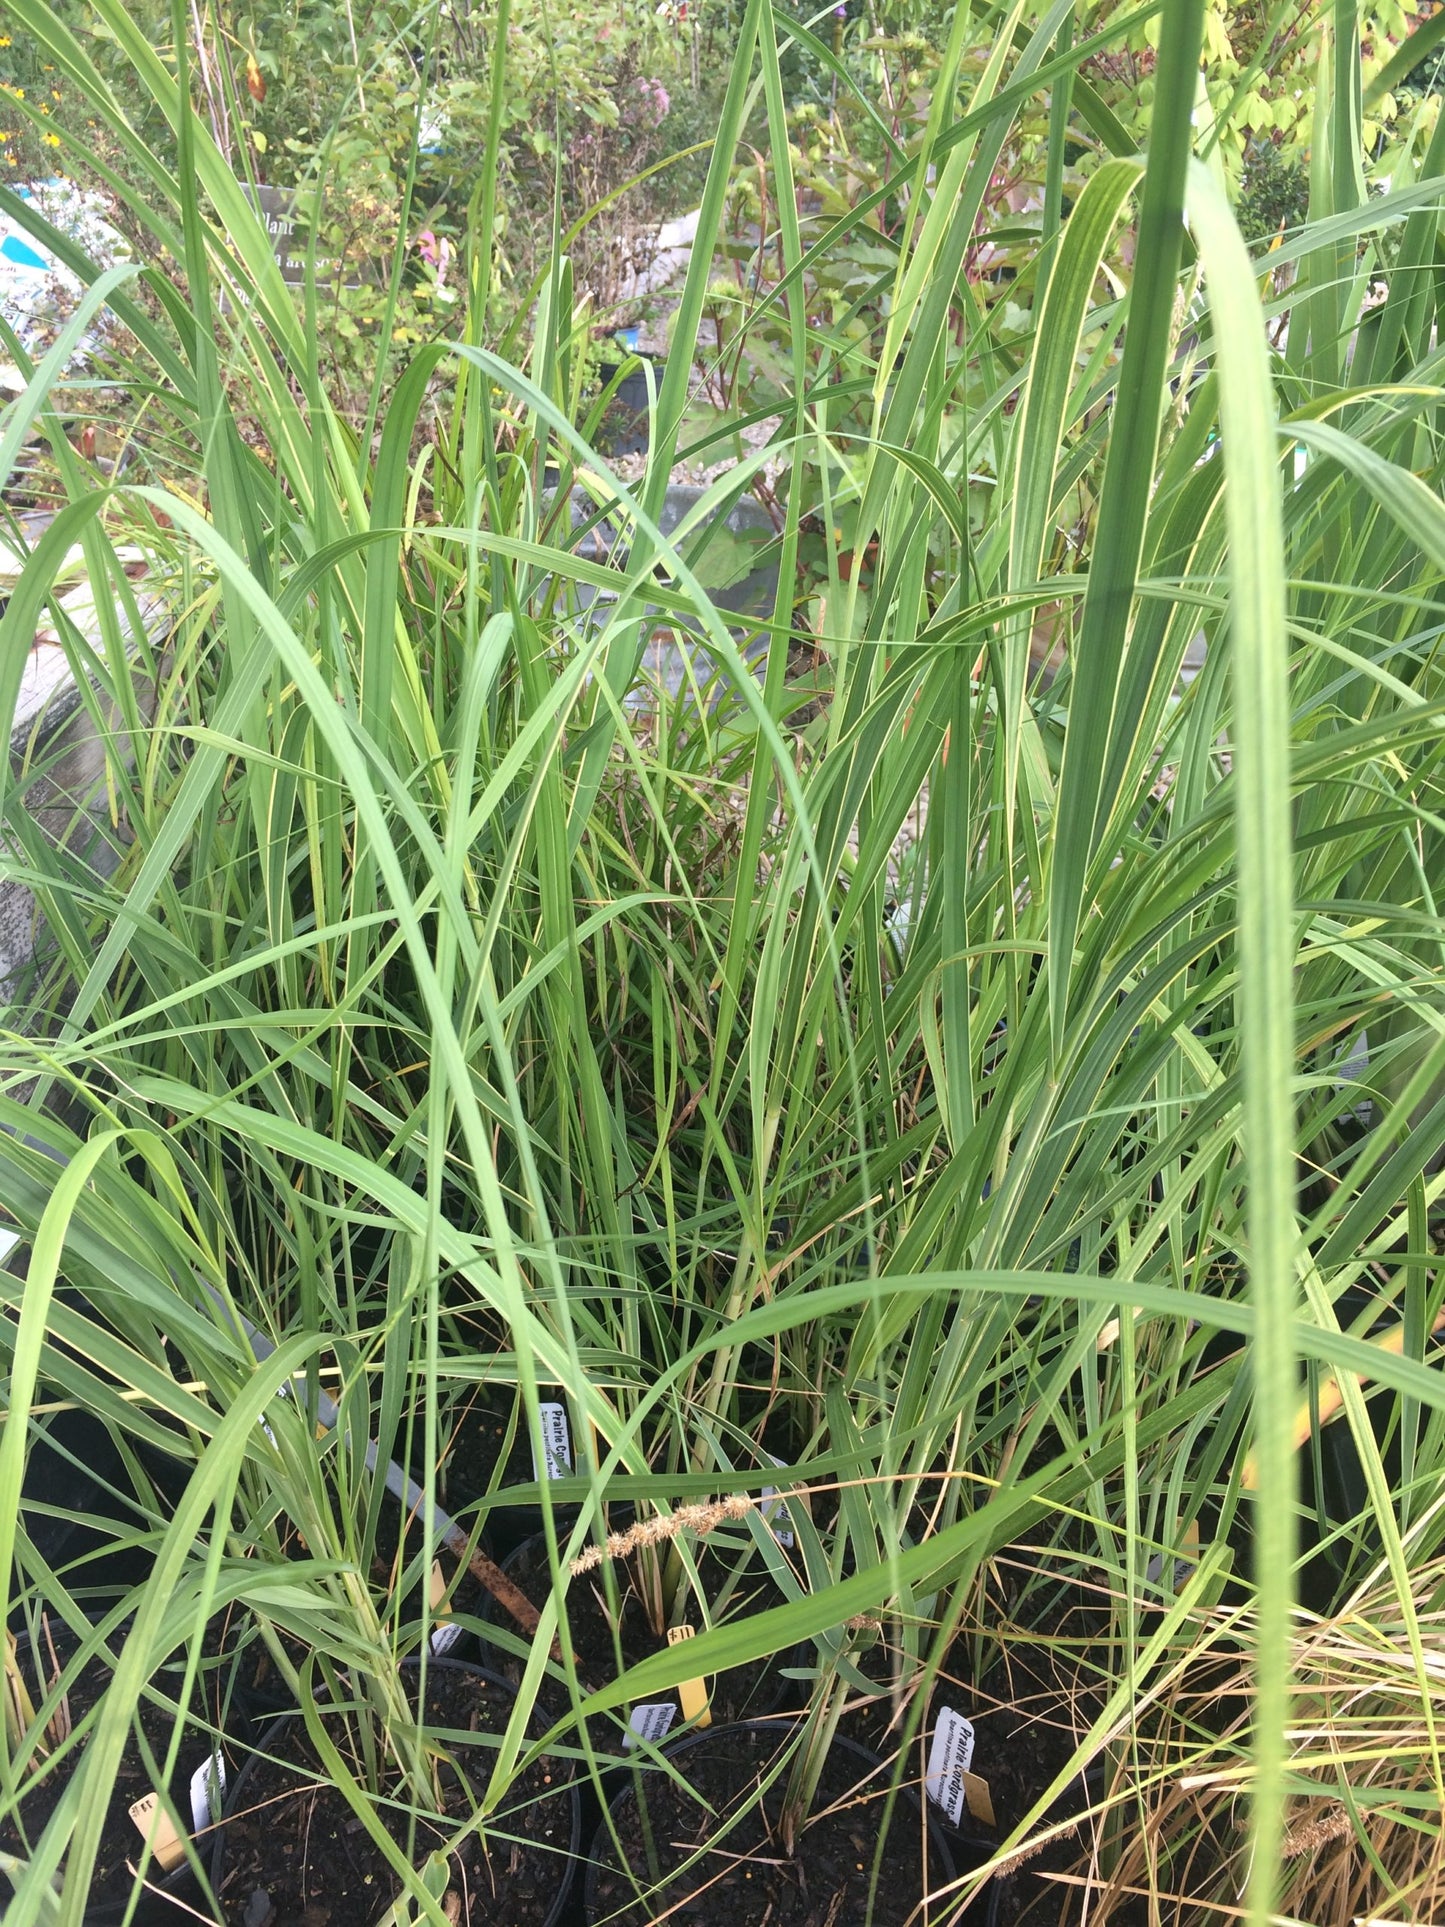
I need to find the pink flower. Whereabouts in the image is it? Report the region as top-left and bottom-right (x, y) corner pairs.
(415, 228), (453, 290)
(636, 76), (670, 125)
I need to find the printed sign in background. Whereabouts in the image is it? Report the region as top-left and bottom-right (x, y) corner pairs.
(240, 184), (348, 287)
(0, 180), (127, 368)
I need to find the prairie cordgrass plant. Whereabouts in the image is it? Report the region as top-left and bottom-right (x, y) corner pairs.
(1, 0), (1444, 1922)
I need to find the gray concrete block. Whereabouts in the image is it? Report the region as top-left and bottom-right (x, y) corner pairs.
(565, 482), (781, 712)
(2, 529), (165, 1005)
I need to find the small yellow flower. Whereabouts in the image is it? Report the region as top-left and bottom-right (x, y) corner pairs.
(39, 103), (50, 114)
(0, 132), (9, 142)
(42, 131), (60, 146)
(51, 90), (61, 101)
(0, 34), (11, 45)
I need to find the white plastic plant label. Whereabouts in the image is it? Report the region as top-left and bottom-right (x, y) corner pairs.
(532, 1402), (573, 1481)
(925, 1708), (976, 1827)
(188, 1752), (227, 1833)
(761, 1452), (795, 1547)
(430, 1620), (464, 1655)
(260, 1374), (297, 1446)
(759, 1487), (795, 1547)
(623, 1701), (677, 1749)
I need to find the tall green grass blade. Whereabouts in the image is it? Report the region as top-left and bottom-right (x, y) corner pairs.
(1186, 157), (1297, 1927)
(1048, 0), (1205, 1059)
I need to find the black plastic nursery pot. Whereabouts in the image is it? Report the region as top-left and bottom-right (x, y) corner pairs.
(211, 1656), (581, 1927)
(0, 1625), (237, 1925)
(14, 1404), (191, 1624)
(836, 1697), (1002, 1927)
(592, 359), (659, 457)
(929, 1609), (1119, 1927)
(583, 1720), (965, 1927)
(478, 1533), (803, 1748)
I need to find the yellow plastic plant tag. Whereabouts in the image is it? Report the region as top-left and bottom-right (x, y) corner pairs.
(128, 1792), (186, 1872)
(666, 1625), (711, 1728)
(429, 1561), (450, 1617)
(428, 1560), (465, 1654)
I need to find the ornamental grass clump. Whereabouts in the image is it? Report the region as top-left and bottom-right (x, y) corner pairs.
(0, 1), (1444, 1923)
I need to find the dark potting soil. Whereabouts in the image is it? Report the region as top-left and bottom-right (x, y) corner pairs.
(586, 1722), (952, 1927)
(956, 1696), (1092, 1927)
(215, 1664), (576, 1927)
(440, 1385), (565, 1522)
(224, 1623), (326, 1732)
(486, 1536), (792, 1736)
(0, 1624), (232, 1918)
(826, 1639), (997, 1923)
(955, 1623), (1236, 1927)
